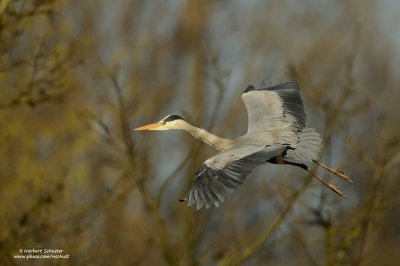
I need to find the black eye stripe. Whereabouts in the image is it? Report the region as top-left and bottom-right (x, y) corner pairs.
(163, 114), (184, 122)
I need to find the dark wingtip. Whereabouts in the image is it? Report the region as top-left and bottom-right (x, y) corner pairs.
(243, 82), (299, 93)
(243, 85), (255, 93)
(263, 82), (299, 91)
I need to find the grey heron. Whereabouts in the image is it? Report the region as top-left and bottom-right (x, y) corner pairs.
(135, 82), (352, 210)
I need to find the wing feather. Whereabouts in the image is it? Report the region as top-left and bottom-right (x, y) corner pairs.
(183, 145), (285, 210)
(241, 82), (306, 132)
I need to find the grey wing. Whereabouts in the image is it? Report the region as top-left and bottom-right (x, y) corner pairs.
(241, 82), (306, 132)
(184, 145), (286, 210)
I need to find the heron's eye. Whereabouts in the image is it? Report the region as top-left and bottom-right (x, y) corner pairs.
(161, 121), (167, 125)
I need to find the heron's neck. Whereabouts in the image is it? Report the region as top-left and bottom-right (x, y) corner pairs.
(178, 121), (233, 151)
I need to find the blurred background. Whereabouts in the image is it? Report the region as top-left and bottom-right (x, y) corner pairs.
(1, 0), (400, 265)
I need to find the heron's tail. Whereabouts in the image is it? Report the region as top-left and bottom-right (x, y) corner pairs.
(285, 128), (322, 164)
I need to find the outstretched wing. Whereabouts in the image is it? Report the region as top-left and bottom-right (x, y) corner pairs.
(241, 82), (306, 132)
(183, 145), (286, 210)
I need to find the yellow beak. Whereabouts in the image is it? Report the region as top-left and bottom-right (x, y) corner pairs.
(133, 123), (162, 131)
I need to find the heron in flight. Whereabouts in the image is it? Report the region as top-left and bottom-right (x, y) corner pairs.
(135, 82), (352, 210)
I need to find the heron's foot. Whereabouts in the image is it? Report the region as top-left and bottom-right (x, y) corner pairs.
(333, 170), (353, 183)
(327, 183), (344, 197)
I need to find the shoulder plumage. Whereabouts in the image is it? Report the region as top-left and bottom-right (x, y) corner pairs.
(243, 85), (256, 93)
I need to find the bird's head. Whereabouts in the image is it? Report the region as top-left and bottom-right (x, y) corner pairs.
(134, 114), (185, 131)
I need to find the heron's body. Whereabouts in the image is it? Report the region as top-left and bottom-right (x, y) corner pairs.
(135, 82), (351, 210)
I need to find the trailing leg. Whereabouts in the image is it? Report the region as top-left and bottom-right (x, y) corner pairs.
(312, 160), (352, 183)
(307, 169), (344, 197)
(272, 158), (345, 197)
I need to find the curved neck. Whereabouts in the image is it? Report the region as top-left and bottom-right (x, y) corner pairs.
(177, 120), (233, 151)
